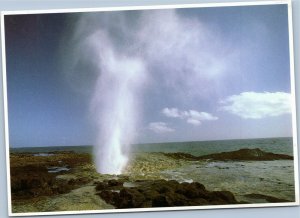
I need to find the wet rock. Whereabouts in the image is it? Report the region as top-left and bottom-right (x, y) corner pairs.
(198, 148), (293, 161)
(95, 179), (124, 191)
(172, 182), (207, 200)
(10, 150), (94, 201)
(244, 193), (290, 203)
(108, 179), (123, 187)
(190, 198), (210, 205)
(117, 188), (146, 208)
(210, 191), (237, 204)
(152, 194), (174, 207)
(98, 190), (120, 205)
(140, 188), (160, 200)
(163, 152), (197, 161)
(95, 182), (109, 191)
(10, 165), (56, 198)
(97, 179), (240, 208)
(10, 163), (91, 200)
(164, 148), (293, 161)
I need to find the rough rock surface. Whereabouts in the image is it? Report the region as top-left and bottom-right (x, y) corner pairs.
(244, 193), (290, 203)
(10, 151), (92, 200)
(9, 149), (293, 213)
(95, 179), (240, 208)
(164, 148), (293, 161)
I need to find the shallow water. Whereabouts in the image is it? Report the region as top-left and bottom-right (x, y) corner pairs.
(162, 159), (295, 202)
(33, 153), (55, 157)
(47, 166), (70, 173)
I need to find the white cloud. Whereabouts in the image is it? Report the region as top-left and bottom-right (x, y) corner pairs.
(220, 92), (291, 119)
(148, 122), (175, 133)
(188, 110), (218, 121)
(186, 118), (202, 126)
(162, 107), (182, 118)
(162, 107), (218, 126)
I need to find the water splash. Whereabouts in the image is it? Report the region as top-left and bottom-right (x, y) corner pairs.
(89, 31), (146, 174)
(65, 10), (233, 175)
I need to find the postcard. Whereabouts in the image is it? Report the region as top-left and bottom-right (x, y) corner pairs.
(1, 0), (299, 216)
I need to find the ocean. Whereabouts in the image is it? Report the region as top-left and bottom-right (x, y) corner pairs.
(133, 137), (294, 156)
(10, 137), (294, 156)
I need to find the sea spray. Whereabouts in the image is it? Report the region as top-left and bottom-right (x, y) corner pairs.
(89, 31), (146, 174)
(65, 10), (232, 174)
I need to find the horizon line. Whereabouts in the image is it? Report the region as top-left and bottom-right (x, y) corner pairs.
(9, 136), (293, 149)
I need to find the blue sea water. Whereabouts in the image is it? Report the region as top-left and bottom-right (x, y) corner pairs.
(10, 137), (294, 156)
(132, 137), (294, 156)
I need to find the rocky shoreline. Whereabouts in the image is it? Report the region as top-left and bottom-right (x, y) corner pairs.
(95, 179), (240, 208)
(10, 151), (92, 200)
(163, 148), (293, 161)
(9, 148), (295, 213)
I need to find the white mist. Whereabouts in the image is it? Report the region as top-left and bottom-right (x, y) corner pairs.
(89, 31), (146, 174)
(67, 10), (232, 175)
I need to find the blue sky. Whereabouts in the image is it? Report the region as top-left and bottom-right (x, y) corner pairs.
(4, 4), (293, 147)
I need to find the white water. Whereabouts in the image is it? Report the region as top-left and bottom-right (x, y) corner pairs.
(89, 31), (146, 174)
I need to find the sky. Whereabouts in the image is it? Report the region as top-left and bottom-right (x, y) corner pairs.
(4, 4), (294, 147)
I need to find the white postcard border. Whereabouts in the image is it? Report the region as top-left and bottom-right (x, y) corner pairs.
(1, 0), (299, 216)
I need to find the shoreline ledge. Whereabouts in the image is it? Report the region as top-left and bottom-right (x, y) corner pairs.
(95, 179), (241, 208)
(9, 147), (294, 212)
(163, 148), (293, 161)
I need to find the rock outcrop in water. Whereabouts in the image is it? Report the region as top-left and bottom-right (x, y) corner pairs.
(164, 148), (293, 161)
(95, 179), (240, 208)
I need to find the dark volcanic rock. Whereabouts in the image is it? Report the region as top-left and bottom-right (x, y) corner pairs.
(10, 164), (91, 200)
(210, 191), (237, 204)
(164, 148), (293, 161)
(152, 194), (174, 207)
(118, 188), (146, 208)
(10, 155), (90, 200)
(198, 148), (293, 161)
(95, 179), (124, 191)
(10, 165), (56, 198)
(244, 193), (290, 203)
(99, 190), (120, 205)
(97, 179), (240, 208)
(163, 152), (197, 161)
(10, 151), (93, 200)
(95, 182), (109, 191)
(108, 179), (124, 187)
